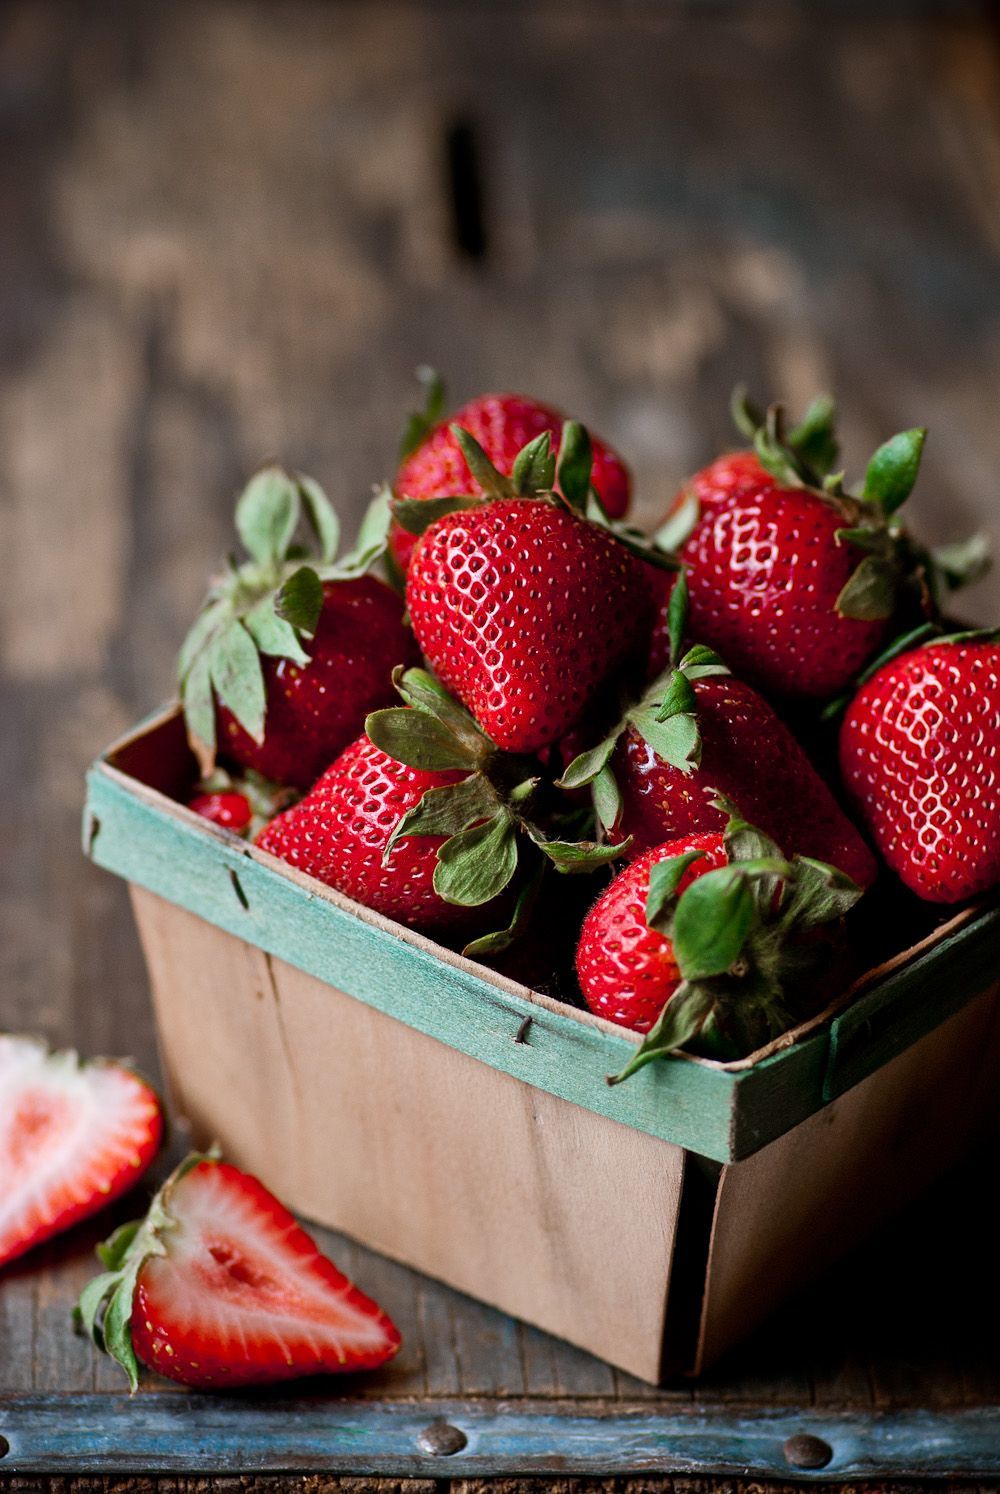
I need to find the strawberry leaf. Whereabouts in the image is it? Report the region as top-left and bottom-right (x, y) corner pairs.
(672, 867), (755, 980)
(556, 421), (593, 512)
(780, 856), (863, 929)
(557, 730), (619, 790)
(677, 643), (729, 680)
(366, 706), (483, 772)
(390, 666), (491, 758)
(787, 394), (839, 476)
(930, 532), (991, 591)
(433, 812), (518, 905)
(399, 365), (446, 461)
(235, 467), (300, 568)
(592, 763), (621, 834)
(835, 553), (899, 621)
(463, 860), (545, 959)
(645, 849), (705, 930)
(655, 490), (700, 552)
(607, 981), (715, 1085)
(384, 772), (498, 861)
(533, 835), (629, 872)
(274, 565), (324, 637)
(654, 670), (697, 722)
(296, 474), (340, 564)
(862, 428), (926, 514)
(181, 649), (218, 769)
(631, 704), (701, 775)
(244, 595), (312, 666)
(666, 568), (688, 666)
(451, 425), (516, 499)
(330, 487), (392, 577)
(391, 494), (485, 536)
(178, 597), (229, 685)
(209, 620), (267, 743)
(512, 431), (556, 495)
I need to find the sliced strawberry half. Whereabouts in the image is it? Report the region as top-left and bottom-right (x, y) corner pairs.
(78, 1154), (401, 1390)
(0, 1034), (163, 1269)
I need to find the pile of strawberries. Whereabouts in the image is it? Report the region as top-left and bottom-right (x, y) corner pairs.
(5, 374), (996, 1397)
(179, 373), (997, 1077)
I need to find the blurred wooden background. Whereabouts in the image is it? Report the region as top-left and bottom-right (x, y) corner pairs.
(1, 0), (999, 1483)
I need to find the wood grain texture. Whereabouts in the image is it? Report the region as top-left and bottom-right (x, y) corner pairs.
(2, 0), (1000, 1477)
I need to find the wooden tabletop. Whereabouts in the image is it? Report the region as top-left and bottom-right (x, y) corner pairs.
(2, 2), (999, 1487)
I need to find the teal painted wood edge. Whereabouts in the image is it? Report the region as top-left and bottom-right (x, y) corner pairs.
(2, 1395), (999, 1477)
(822, 908), (1000, 1101)
(84, 765), (742, 1160)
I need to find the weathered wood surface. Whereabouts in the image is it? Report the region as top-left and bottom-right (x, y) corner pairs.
(2, 0), (1000, 1484)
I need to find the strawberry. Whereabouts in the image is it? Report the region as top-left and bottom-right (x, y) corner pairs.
(839, 632), (1000, 903)
(188, 791), (252, 832)
(179, 468), (417, 790)
(575, 806), (865, 1077)
(0, 1035), (162, 1269)
(258, 668), (622, 937)
(399, 422), (662, 756)
(561, 572), (877, 888)
(391, 369), (630, 571)
(658, 392), (983, 700)
(77, 1153), (400, 1389)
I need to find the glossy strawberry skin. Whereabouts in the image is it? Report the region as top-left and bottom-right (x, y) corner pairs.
(576, 834), (728, 1032)
(406, 500), (655, 755)
(131, 1161), (400, 1388)
(188, 792), (252, 832)
(839, 640), (1000, 903)
(256, 733), (473, 931)
(613, 676), (878, 889)
(219, 577), (419, 791)
(669, 452), (888, 699)
(391, 393), (631, 571)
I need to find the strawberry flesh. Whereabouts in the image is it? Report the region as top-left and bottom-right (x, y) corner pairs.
(130, 1161), (400, 1388)
(188, 792), (253, 832)
(0, 1036), (162, 1269)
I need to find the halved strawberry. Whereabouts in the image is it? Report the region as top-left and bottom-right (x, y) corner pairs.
(78, 1154), (401, 1390)
(0, 1035), (163, 1269)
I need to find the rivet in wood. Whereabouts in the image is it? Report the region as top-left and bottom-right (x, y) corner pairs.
(514, 1016), (532, 1045)
(228, 867), (249, 909)
(0, 1433), (9, 1458)
(417, 1420), (467, 1456)
(783, 1432), (833, 1469)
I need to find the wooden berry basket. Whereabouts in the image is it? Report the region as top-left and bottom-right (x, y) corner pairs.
(84, 704), (1000, 1384)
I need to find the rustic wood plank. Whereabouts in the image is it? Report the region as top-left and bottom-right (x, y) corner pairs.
(2, 0), (1000, 1452)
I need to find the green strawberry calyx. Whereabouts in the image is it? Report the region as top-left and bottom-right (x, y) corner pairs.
(365, 667), (629, 954)
(558, 568), (729, 832)
(75, 1150), (219, 1392)
(727, 388), (989, 625)
(178, 468), (392, 776)
(398, 365), (447, 461)
(390, 421), (678, 572)
(608, 803), (865, 1085)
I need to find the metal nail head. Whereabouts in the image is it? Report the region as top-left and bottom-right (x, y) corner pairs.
(0, 1434), (10, 1459)
(783, 1432), (833, 1469)
(417, 1420), (467, 1456)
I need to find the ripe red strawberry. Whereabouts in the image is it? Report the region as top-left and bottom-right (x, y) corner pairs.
(216, 576), (419, 790)
(258, 668), (624, 936)
(839, 634), (1000, 903)
(577, 832), (727, 1033)
(180, 468), (416, 791)
(562, 572), (877, 888)
(188, 791), (252, 832)
(658, 395), (939, 699)
(0, 1036), (162, 1268)
(391, 374), (630, 571)
(257, 733), (470, 931)
(576, 808), (865, 1078)
(78, 1154), (400, 1390)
